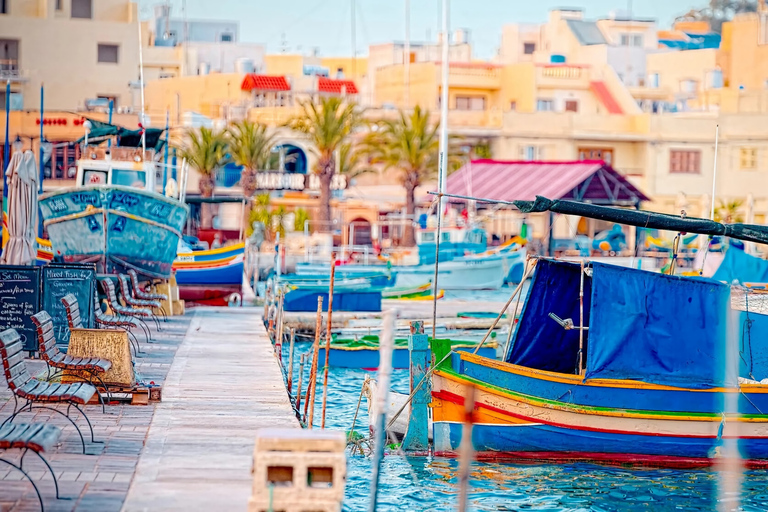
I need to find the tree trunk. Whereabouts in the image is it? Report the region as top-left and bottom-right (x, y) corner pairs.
(241, 166), (257, 200)
(403, 178), (418, 247)
(317, 157), (335, 231)
(199, 173), (216, 230)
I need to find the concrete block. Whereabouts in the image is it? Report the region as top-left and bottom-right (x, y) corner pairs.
(247, 498), (341, 512)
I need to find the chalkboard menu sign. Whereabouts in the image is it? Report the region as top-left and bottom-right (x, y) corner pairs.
(42, 264), (96, 349)
(0, 266), (41, 352)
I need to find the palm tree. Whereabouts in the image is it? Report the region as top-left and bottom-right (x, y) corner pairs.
(179, 127), (228, 229)
(363, 106), (456, 247)
(228, 120), (276, 199)
(714, 199), (745, 223)
(285, 97), (364, 230)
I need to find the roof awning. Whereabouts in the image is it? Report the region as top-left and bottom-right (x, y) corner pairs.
(241, 74), (291, 92)
(318, 77), (359, 94)
(446, 159), (649, 206)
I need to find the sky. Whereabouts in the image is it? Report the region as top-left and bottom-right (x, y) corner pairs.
(139, 0), (704, 59)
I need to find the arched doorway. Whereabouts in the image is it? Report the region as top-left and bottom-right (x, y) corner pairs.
(273, 144), (308, 174)
(349, 218), (372, 246)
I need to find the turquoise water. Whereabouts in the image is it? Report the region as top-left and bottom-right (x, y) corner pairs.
(282, 348), (768, 511)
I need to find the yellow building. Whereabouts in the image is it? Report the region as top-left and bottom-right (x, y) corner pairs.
(0, 0), (141, 110)
(720, 11), (768, 90)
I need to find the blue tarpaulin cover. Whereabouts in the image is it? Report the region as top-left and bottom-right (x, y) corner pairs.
(586, 263), (731, 388)
(712, 247), (768, 284)
(505, 259), (591, 374)
(738, 310), (768, 382)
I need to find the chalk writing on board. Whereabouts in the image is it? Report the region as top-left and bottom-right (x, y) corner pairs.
(42, 264), (95, 349)
(0, 266), (41, 351)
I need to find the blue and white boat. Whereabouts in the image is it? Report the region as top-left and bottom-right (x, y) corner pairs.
(39, 148), (188, 279)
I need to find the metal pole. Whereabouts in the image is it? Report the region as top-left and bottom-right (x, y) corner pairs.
(404, 0), (410, 110)
(578, 260), (585, 375)
(163, 110), (170, 194)
(351, 0), (357, 77)
(321, 253), (336, 429)
(368, 309), (395, 512)
(107, 99), (114, 149)
(456, 385), (475, 512)
(710, 124), (720, 220)
(138, 17), (147, 159)
(39, 83), (44, 195)
(438, 0), (449, 195)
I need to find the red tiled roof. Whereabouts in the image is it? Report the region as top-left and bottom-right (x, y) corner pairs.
(446, 160), (649, 204)
(589, 80), (623, 114)
(317, 77), (359, 95)
(241, 74), (291, 92)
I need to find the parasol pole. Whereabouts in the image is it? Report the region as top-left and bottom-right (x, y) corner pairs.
(138, 17), (147, 160)
(710, 124), (719, 220)
(3, 80), (10, 247)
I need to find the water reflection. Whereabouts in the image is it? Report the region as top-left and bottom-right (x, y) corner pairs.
(280, 342), (768, 511)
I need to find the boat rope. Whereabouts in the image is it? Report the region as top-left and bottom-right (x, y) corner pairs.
(42, 208), (103, 227)
(109, 209), (183, 239)
(698, 235), (713, 276)
(474, 258), (537, 355)
(386, 350), (456, 431)
(431, 193), (444, 340)
(740, 288), (755, 381)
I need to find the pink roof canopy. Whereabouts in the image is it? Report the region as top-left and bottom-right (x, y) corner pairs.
(446, 159), (649, 206)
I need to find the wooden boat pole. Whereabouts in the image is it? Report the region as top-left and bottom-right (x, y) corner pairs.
(307, 296), (324, 429)
(276, 290), (285, 347)
(368, 309), (396, 512)
(472, 259), (537, 354)
(504, 258), (531, 357)
(296, 352), (305, 416)
(321, 253), (336, 429)
(286, 328), (296, 394)
(578, 260), (585, 375)
(457, 384), (476, 512)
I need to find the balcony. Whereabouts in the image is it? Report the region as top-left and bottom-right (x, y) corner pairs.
(535, 64), (590, 89)
(0, 59), (24, 82)
(439, 63), (502, 90)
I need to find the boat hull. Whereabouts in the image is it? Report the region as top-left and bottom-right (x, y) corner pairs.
(39, 186), (188, 278)
(395, 254), (505, 290)
(431, 352), (768, 464)
(174, 255), (243, 303)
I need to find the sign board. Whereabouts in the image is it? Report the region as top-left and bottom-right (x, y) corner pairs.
(0, 266), (41, 351)
(254, 172), (347, 192)
(42, 264), (96, 348)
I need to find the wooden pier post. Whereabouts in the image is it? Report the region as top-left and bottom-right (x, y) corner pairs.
(307, 296), (323, 429)
(321, 253), (336, 429)
(402, 320), (430, 452)
(287, 328), (296, 394)
(457, 384), (476, 512)
(296, 352), (306, 416)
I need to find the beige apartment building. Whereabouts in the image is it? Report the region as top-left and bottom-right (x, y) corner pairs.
(0, 0), (141, 111)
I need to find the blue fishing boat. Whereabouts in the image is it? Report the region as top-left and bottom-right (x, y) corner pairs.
(39, 147), (188, 279)
(431, 197), (768, 466)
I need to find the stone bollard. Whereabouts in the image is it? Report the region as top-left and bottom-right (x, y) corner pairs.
(249, 428), (346, 512)
(402, 320), (430, 452)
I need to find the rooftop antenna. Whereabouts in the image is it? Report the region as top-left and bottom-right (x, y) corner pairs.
(281, 32), (288, 53)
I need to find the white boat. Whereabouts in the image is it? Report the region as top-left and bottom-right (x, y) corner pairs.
(393, 253), (506, 290)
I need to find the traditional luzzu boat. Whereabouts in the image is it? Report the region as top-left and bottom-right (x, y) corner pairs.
(39, 146), (188, 278)
(319, 335), (498, 370)
(173, 242), (245, 303)
(431, 197), (768, 466)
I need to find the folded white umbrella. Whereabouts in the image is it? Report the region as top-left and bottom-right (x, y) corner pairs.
(1, 150), (38, 265)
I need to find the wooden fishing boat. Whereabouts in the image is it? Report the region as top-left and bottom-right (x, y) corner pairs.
(38, 145), (188, 279)
(382, 282), (432, 299)
(173, 254), (244, 303)
(430, 197), (768, 466)
(175, 242), (245, 264)
(318, 335), (497, 369)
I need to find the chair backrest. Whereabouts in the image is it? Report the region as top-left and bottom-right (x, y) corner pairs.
(128, 270), (142, 294)
(0, 329), (32, 391)
(30, 311), (60, 363)
(101, 279), (120, 307)
(118, 274), (134, 300)
(61, 293), (83, 329)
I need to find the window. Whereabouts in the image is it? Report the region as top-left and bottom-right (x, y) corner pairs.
(220, 33), (233, 42)
(55, 0), (63, 11)
(98, 44), (119, 64)
(71, 0), (92, 19)
(0, 0), (6, 14)
(455, 96), (485, 111)
(509, 101), (517, 111)
(523, 42), (536, 55)
(578, 147), (614, 165)
(536, 99), (554, 111)
(632, 34), (643, 47)
(565, 100), (579, 112)
(648, 73), (660, 88)
(680, 79), (698, 94)
(522, 146), (537, 161)
(669, 150), (701, 174)
(740, 148), (757, 170)
(620, 33), (643, 47)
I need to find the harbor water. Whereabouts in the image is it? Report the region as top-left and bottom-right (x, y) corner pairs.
(281, 349), (768, 511)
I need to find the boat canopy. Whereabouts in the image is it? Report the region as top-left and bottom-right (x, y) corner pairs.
(76, 119), (166, 152)
(515, 196), (768, 245)
(506, 259), (732, 389)
(712, 246), (768, 284)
